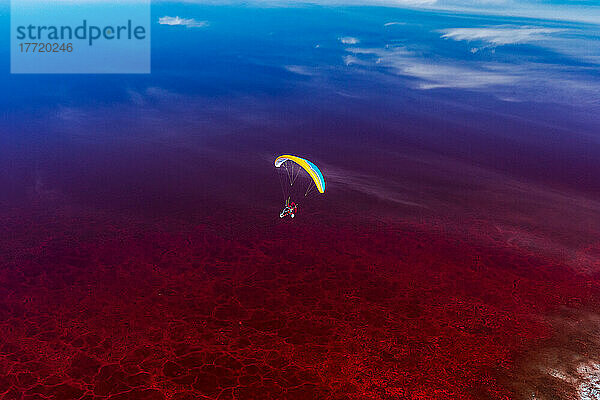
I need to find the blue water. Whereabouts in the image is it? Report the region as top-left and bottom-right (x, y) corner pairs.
(1, 3), (599, 211)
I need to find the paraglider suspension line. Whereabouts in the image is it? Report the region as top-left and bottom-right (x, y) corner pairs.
(278, 167), (288, 200)
(292, 165), (301, 185)
(305, 181), (315, 197)
(283, 161), (302, 186)
(284, 163), (292, 185)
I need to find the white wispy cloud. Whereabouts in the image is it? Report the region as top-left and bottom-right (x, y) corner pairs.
(384, 22), (406, 27)
(346, 46), (517, 89)
(325, 165), (427, 208)
(339, 36), (360, 45)
(158, 16), (209, 28)
(284, 65), (317, 76)
(433, 0), (600, 25)
(440, 26), (563, 46)
(404, 63), (516, 89)
(343, 44), (600, 105)
(440, 25), (600, 63)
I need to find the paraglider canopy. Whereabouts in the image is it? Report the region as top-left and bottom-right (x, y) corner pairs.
(274, 155), (325, 194)
(275, 155), (325, 218)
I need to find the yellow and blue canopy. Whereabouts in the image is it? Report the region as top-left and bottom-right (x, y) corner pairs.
(274, 155), (325, 194)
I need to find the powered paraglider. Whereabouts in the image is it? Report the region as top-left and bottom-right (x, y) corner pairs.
(275, 154), (325, 218)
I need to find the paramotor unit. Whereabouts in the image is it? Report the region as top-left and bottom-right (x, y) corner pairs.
(279, 198), (298, 218)
(275, 154), (325, 218)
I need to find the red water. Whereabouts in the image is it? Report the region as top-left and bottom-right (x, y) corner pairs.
(1, 202), (598, 399)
